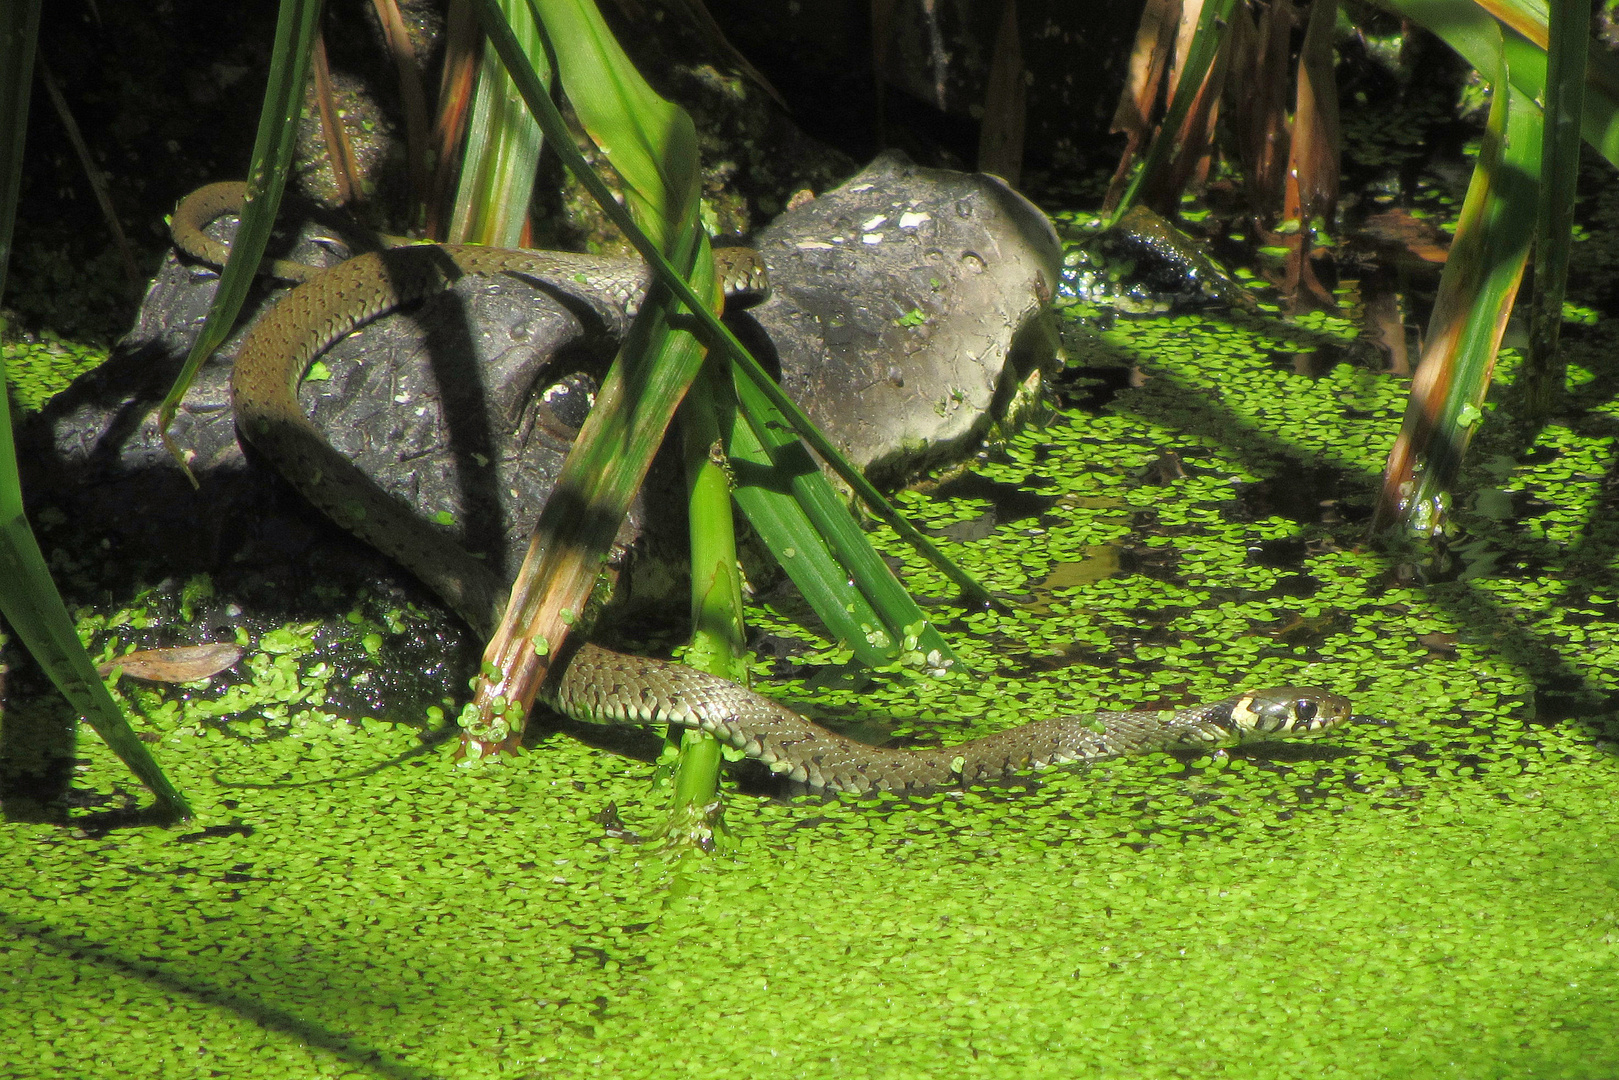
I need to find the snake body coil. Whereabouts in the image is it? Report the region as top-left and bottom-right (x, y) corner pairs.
(181, 183), (1352, 794)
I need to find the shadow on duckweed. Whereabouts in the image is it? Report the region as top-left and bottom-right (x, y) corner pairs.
(0, 913), (438, 1080)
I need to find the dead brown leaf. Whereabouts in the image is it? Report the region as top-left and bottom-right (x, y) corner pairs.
(98, 643), (244, 684)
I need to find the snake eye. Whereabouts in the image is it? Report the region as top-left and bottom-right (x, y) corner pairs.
(1293, 698), (1319, 726)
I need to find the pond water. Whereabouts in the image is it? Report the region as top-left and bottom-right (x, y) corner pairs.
(6, 242), (1619, 1078)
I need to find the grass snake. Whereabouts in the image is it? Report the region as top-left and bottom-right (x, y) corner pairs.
(179, 183), (1353, 794)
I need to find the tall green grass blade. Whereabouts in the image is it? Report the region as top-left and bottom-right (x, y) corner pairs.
(1387, 0), (1619, 168)
(0, 0), (190, 819)
(1493, 29), (1617, 160)
(1524, 0), (1587, 423)
(0, 513), (192, 820)
(722, 396), (898, 670)
(1372, 27), (1540, 535)
(531, 0), (958, 671)
(732, 376), (957, 672)
(155, 0), (322, 470)
(665, 362), (745, 840)
(472, 0), (990, 609)
(0, 0), (38, 307)
(1109, 0), (1237, 223)
(535, 0), (731, 805)
(540, 0), (696, 250)
(461, 0), (721, 754)
(721, 343), (994, 609)
(1381, 1), (1504, 77)
(461, 243), (715, 751)
(683, 369), (745, 653)
(447, 0), (549, 245)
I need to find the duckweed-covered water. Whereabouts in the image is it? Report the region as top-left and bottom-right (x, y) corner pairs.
(6, 268), (1619, 1078)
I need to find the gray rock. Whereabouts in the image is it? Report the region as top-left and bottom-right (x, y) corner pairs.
(22, 154), (1059, 610)
(747, 151), (1061, 485)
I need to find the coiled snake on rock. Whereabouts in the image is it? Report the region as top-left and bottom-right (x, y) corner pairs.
(177, 182), (1352, 794)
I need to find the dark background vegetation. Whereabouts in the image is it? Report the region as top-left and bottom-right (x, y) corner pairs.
(10, 0), (1151, 343)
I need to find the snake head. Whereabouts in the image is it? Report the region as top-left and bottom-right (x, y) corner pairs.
(1230, 686), (1353, 741)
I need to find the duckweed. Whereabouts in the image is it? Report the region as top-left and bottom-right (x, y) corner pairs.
(5, 246), (1619, 1080)
(1, 332), (108, 411)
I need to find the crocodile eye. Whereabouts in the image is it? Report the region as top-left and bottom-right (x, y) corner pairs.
(1294, 699), (1319, 725)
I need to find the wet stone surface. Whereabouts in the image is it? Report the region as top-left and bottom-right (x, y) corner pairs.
(21, 153), (1060, 620)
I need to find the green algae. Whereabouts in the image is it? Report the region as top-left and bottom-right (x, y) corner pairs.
(2, 331), (107, 411)
(6, 261), (1619, 1079)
